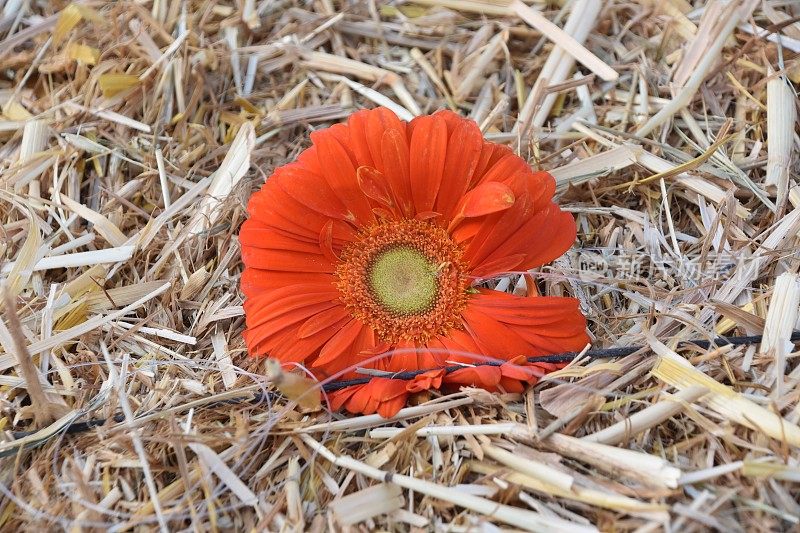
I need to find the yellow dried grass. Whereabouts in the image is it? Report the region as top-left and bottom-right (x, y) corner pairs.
(1, 1), (799, 531)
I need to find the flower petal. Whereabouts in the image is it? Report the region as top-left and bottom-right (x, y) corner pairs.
(318, 220), (340, 263)
(246, 315), (345, 362)
(353, 107), (406, 169)
(444, 366), (502, 388)
(244, 285), (339, 330)
(461, 304), (535, 357)
(241, 247), (333, 273)
(244, 301), (339, 349)
(311, 132), (375, 225)
(460, 169), (575, 277)
(500, 360), (551, 382)
(454, 181), (515, 219)
(313, 319), (364, 367)
(298, 306), (352, 339)
(474, 146), (529, 186)
(382, 339), (418, 373)
(240, 269), (334, 295)
(435, 117), (484, 221)
(246, 184), (357, 245)
(327, 385), (360, 412)
(409, 114), (448, 214)
(275, 321), (349, 363)
(406, 369), (445, 393)
(356, 165), (396, 210)
(345, 110), (378, 168)
(240, 222), (324, 254)
(346, 378), (410, 417)
(321, 324), (380, 377)
(472, 203), (576, 277)
(377, 391), (408, 418)
(461, 194), (532, 271)
(274, 164), (351, 221)
(381, 128), (414, 217)
(470, 290), (589, 353)
(468, 254), (527, 280)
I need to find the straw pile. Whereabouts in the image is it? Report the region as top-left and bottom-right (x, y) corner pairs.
(1, 0), (799, 530)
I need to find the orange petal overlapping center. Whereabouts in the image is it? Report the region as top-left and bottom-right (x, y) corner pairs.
(239, 107), (590, 418)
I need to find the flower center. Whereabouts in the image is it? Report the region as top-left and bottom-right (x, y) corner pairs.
(369, 247), (438, 315)
(335, 219), (469, 344)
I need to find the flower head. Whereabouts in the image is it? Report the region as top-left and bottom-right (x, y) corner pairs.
(240, 107), (588, 417)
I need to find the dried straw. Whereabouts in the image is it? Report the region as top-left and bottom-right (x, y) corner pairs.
(1, 1), (799, 530)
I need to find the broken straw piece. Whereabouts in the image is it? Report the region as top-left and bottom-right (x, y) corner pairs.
(511, 0), (617, 82)
(760, 272), (800, 398)
(185, 122), (255, 235)
(764, 70), (796, 209)
(515, 0), (604, 134)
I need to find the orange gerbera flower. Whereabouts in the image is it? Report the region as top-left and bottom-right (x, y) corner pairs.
(240, 107), (588, 418)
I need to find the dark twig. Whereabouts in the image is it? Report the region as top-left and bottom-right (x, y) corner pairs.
(3, 331), (799, 456)
(322, 331), (800, 390)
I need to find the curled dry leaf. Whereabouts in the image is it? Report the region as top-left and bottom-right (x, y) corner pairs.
(264, 359), (322, 411)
